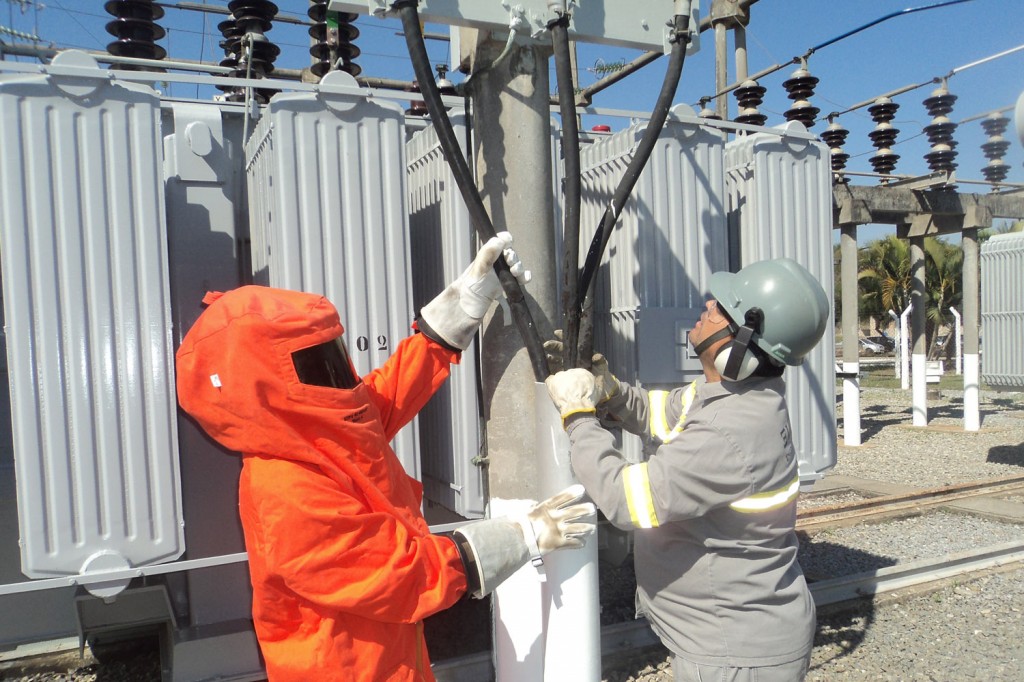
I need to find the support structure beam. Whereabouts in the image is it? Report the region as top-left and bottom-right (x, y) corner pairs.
(833, 184), (1024, 232)
(832, 182), (1019, 432)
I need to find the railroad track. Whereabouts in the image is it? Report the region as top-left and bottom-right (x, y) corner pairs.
(796, 474), (1024, 532)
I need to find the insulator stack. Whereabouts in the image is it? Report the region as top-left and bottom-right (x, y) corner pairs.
(782, 63), (819, 128)
(820, 120), (850, 175)
(216, 0), (280, 103)
(867, 97), (901, 179)
(733, 80), (767, 127)
(104, 0), (166, 72)
(922, 83), (959, 179)
(308, 0), (362, 79)
(980, 113), (1010, 186)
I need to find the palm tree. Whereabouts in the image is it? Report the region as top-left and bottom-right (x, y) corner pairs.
(924, 239), (962, 361)
(858, 235), (911, 327)
(856, 235), (963, 360)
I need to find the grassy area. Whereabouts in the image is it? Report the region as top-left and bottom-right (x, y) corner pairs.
(845, 365), (1024, 399)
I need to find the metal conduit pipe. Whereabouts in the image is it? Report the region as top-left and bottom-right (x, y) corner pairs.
(394, 0), (549, 381)
(549, 13), (583, 369)
(572, 3), (693, 364)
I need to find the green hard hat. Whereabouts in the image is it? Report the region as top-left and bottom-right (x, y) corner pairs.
(708, 258), (830, 366)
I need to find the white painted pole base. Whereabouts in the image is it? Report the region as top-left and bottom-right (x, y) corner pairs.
(912, 353), (928, 426)
(964, 353), (980, 431)
(491, 385), (601, 682)
(842, 362), (861, 446)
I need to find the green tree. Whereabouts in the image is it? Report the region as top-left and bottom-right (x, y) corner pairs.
(858, 235), (911, 326)
(923, 238), (962, 360)
(856, 235), (963, 360)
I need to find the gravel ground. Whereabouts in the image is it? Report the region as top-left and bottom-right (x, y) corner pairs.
(4, 386), (1024, 681)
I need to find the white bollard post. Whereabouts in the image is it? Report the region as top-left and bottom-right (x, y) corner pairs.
(899, 305), (912, 391)
(950, 307), (962, 375)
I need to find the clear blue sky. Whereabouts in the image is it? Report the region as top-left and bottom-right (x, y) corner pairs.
(6, 0), (1023, 239)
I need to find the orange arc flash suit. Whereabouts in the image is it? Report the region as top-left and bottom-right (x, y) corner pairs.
(175, 285), (468, 681)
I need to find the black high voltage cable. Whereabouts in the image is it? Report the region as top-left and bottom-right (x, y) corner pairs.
(549, 12), (583, 370)
(395, 0), (550, 382)
(572, 9), (692, 367)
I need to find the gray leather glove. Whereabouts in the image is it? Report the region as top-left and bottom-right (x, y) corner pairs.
(418, 231), (530, 350)
(543, 331), (620, 404)
(521, 483), (596, 553)
(452, 484), (596, 598)
(544, 368), (601, 424)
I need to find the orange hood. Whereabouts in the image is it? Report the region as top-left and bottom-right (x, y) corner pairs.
(175, 285), (381, 470)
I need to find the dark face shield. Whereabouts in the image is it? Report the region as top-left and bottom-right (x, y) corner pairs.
(292, 337), (360, 390)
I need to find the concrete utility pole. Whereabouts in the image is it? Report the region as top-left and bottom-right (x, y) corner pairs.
(839, 224), (861, 445)
(461, 29), (559, 501)
(909, 235), (929, 426)
(460, 28), (601, 682)
(962, 228), (981, 430)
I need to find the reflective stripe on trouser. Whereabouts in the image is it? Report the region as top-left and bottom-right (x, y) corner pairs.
(622, 463), (659, 528)
(729, 475), (800, 513)
(649, 381), (697, 443)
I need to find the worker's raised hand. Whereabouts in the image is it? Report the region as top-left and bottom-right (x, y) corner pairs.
(545, 368), (600, 423)
(522, 484), (596, 553)
(418, 231), (530, 351)
(462, 231), (530, 318)
(544, 330), (619, 403)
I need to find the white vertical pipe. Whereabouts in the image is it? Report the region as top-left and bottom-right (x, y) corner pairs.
(950, 307), (962, 375)
(899, 306), (911, 391)
(492, 385), (601, 682)
(912, 353), (928, 426)
(843, 362), (861, 447)
(888, 309), (901, 381)
(964, 353), (981, 431)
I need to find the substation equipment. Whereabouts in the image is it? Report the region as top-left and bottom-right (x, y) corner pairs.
(0, 1), (839, 679)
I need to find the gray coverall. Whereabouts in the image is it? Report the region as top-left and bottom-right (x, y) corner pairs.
(563, 375), (815, 677)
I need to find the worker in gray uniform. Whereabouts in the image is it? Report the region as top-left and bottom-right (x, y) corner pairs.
(545, 258), (830, 682)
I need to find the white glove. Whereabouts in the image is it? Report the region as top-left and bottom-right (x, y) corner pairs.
(544, 368), (601, 423)
(418, 231), (530, 350)
(543, 330), (619, 403)
(452, 484), (596, 598)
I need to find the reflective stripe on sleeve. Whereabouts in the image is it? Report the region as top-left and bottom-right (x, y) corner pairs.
(648, 381), (697, 444)
(648, 391), (671, 442)
(622, 463), (660, 529)
(729, 475), (801, 513)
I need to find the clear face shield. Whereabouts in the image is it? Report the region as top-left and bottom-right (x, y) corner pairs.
(292, 337), (360, 390)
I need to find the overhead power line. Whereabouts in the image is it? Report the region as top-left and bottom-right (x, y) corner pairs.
(826, 43), (1024, 120)
(693, 0), (984, 108)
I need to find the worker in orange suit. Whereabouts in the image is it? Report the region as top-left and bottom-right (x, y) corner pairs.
(175, 233), (595, 682)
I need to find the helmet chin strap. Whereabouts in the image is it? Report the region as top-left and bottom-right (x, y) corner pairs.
(690, 326), (734, 358)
